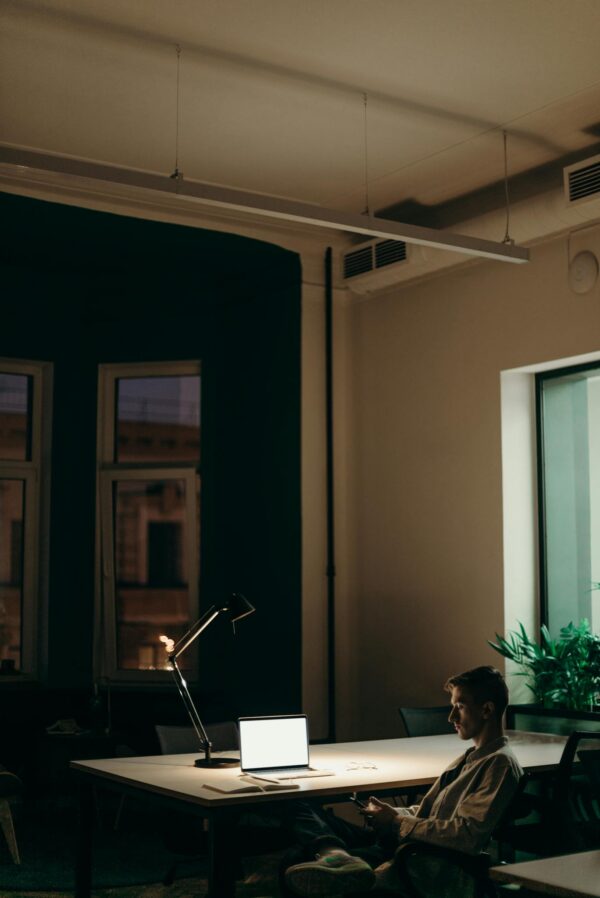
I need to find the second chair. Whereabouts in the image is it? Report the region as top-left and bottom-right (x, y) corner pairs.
(398, 706), (455, 738)
(155, 720), (239, 756)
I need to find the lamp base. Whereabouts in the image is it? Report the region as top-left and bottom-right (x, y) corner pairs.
(194, 755), (240, 768)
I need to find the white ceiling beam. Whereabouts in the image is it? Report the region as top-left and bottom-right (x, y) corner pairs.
(0, 145), (529, 263)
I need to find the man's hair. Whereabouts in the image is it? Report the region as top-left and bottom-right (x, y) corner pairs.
(444, 666), (509, 719)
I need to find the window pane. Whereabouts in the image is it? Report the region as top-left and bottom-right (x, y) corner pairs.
(0, 479), (24, 670)
(115, 375), (200, 462)
(539, 368), (600, 636)
(0, 373), (31, 461)
(113, 478), (197, 670)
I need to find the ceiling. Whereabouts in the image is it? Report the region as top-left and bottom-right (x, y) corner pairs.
(2, 0), (600, 228)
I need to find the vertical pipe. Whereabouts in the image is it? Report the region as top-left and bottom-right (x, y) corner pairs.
(534, 372), (548, 630)
(325, 247), (336, 742)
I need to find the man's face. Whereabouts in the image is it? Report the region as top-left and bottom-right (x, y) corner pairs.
(448, 685), (491, 741)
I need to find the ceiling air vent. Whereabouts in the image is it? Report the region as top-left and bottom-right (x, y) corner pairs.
(374, 239), (407, 268)
(344, 245), (374, 279)
(564, 154), (600, 206)
(342, 238), (408, 294)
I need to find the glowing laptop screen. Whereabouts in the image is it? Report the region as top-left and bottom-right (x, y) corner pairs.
(239, 715), (310, 771)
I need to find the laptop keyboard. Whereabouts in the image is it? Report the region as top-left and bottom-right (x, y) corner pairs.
(250, 768), (334, 780)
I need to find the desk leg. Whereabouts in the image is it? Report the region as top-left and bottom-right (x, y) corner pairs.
(207, 810), (238, 898)
(75, 782), (94, 898)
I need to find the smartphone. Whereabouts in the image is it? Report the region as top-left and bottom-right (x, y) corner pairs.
(349, 792), (368, 810)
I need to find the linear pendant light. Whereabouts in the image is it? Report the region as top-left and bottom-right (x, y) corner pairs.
(0, 145), (529, 263)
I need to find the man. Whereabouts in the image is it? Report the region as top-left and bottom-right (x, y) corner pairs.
(283, 665), (523, 897)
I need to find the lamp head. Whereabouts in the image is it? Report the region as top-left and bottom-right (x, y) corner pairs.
(224, 592), (255, 623)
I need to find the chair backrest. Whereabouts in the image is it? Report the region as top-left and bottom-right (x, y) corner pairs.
(553, 730), (600, 851)
(398, 705), (455, 737)
(155, 721), (239, 755)
(556, 730), (600, 789)
(490, 734), (600, 860)
(545, 730), (600, 853)
(578, 747), (600, 790)
(491, 769), (537, 856)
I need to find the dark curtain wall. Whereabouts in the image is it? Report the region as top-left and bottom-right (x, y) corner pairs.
(0, 192), (302, 722)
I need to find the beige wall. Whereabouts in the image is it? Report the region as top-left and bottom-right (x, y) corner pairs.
(333, 232), (600, 739)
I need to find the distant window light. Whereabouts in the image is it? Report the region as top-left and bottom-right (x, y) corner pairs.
(0, 372), (32, 461)
(115, 374), (200, 463)
(537, 362), (600, 636)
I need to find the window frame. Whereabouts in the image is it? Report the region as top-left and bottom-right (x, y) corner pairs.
(535, 359), (600, 630)
(96, 361), (201, 683)
(0, 358), (51, 679)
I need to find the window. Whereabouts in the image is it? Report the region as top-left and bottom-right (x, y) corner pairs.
(537, 362), (600, 636)
(0, 361), (50, 676)
(97, 362), (201, 680)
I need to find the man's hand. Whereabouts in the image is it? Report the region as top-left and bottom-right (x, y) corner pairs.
(360, 796), (397, 830)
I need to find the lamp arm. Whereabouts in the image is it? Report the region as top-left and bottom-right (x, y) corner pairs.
(171, 605), (221, 660)
(167, 655), (213, 761)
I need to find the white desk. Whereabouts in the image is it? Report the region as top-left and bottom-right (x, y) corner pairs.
(71, 730), (566, 898)
(490, 850), (600, 897)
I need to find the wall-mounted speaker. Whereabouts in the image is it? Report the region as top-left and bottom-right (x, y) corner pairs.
(568, 250), (598, 294)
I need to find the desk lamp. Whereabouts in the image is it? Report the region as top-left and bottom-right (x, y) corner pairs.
(160, 592), (255, 768)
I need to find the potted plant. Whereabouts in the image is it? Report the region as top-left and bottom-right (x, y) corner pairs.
(488, 619), (600, 712)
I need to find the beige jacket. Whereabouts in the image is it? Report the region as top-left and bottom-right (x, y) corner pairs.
(375, 736), (523, 896)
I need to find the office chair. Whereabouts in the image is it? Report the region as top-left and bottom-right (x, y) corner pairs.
(398, 706), (455, 738)
(155, 721), (240, 886)
(547, 730), (600, 852)
(396, 706), (455, 804)
(494, 730), (600, 858)
(413, 754), (599, 894)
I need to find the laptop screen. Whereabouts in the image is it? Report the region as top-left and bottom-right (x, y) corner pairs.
(239, 714), (310, 771)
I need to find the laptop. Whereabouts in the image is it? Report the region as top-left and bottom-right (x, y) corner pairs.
(238, 714), (334, 780)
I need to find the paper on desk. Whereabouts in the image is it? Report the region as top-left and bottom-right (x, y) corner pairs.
(202, 775), (300, 794)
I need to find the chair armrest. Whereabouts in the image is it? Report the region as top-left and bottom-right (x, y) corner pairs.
(395, 841), (491, 874)
(393, 841), (492, 898)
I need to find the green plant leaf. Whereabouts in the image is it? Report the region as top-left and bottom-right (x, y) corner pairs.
(487, 618), (600, 711)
